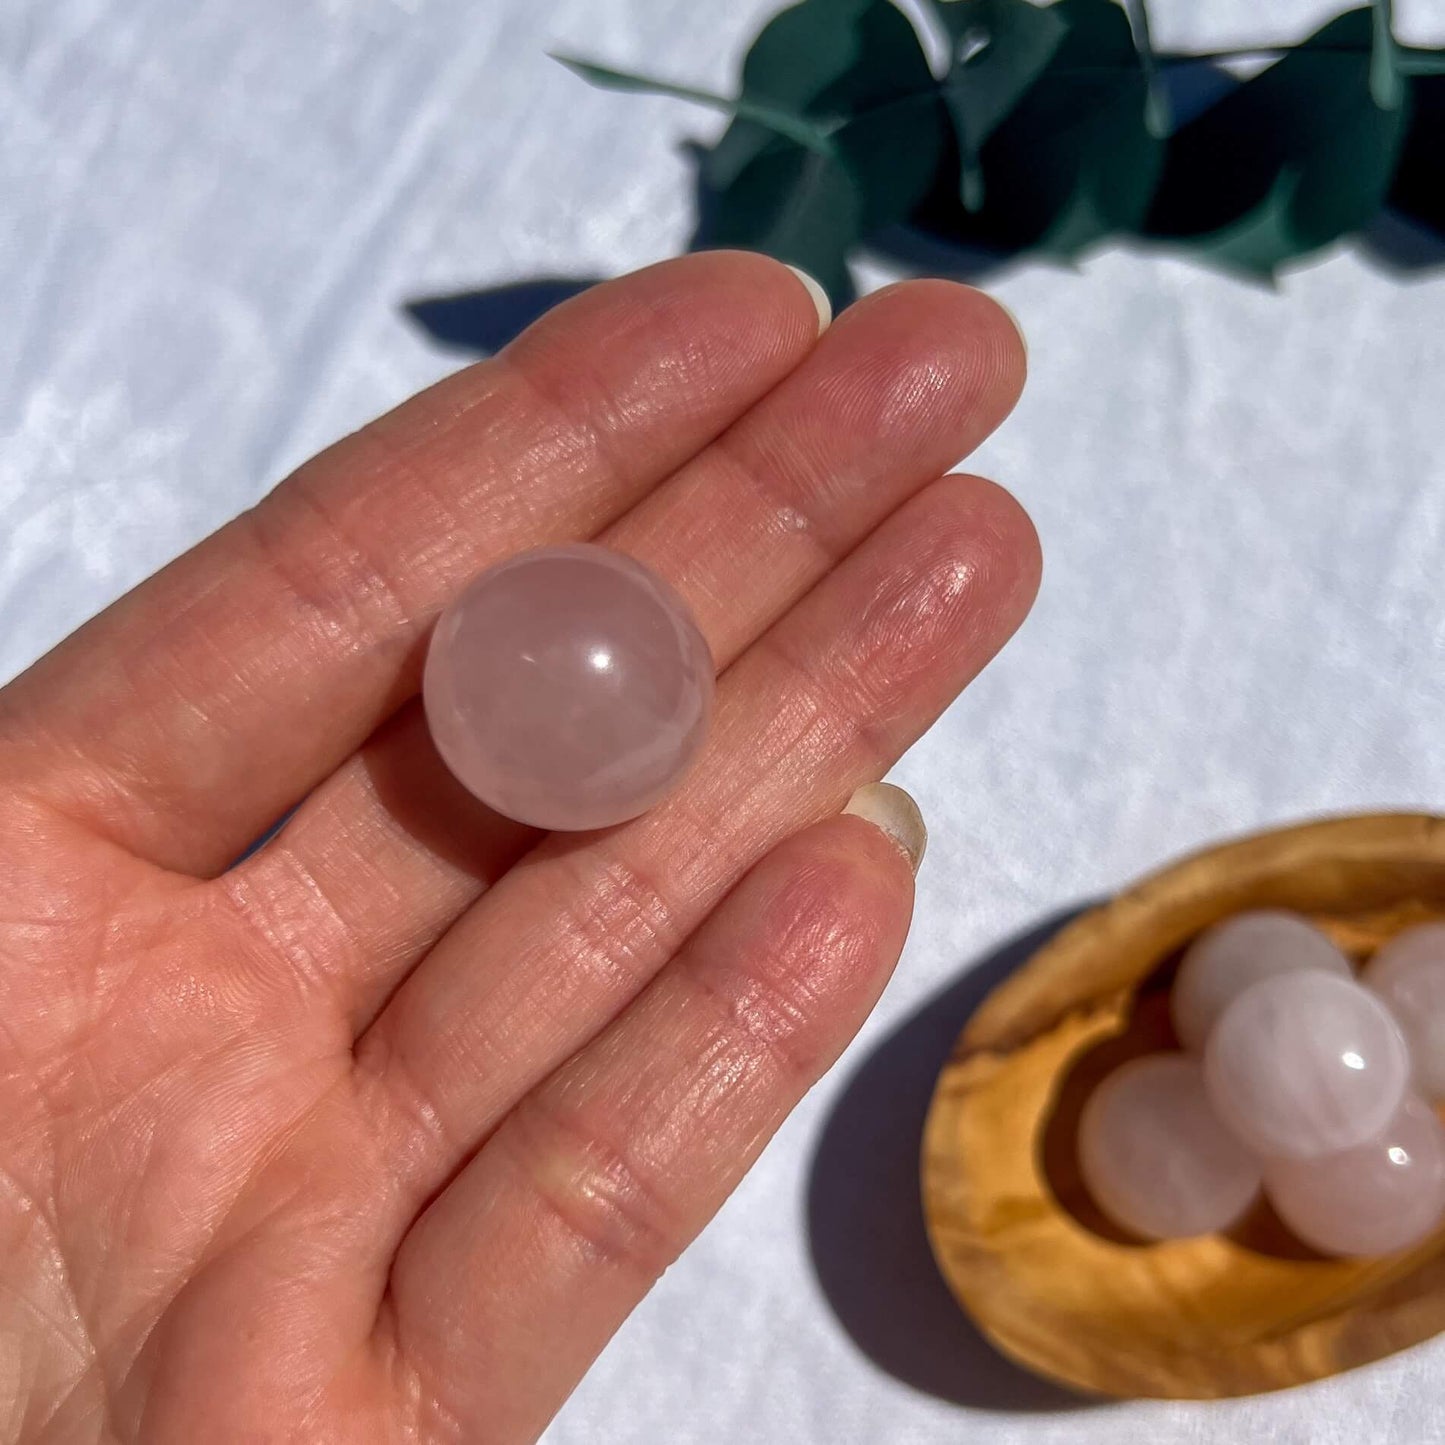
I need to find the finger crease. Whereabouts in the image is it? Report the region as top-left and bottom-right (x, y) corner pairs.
(678, 955), (816, 1093)
(707, 428), (854, 568)
(754, 625), (884, 767)
(218, 853), (359, 1012)
(550, 850), (685, 1000)
(504, 1093), (684, 1279)
(356, 1025), (466, 1179)
(493, 351), (631, 519)
(243, 477), (414, 663)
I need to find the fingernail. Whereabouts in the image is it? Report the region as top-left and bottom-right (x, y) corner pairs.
(786, 264), (832, 335)
(994, 296), (1028, 362)
(843, 782), (927, 875)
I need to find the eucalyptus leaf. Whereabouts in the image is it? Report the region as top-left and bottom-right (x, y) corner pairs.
(930, 0), (1069, 209)
(707, 0), (937, 194)
(1143, 9), (1408, 278)
(1389, 74), (1445, 238)
(693, 138), (862, 309)
(835, 93), (950, 230)
(740, 0), (916, 109)
(920, 0), (1162, 259)
(562, 0), (1445, 289)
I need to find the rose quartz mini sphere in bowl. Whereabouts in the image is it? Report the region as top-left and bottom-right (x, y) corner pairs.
(1264, 1094), (1445, 1258)
(1077, 1054), (1262, 1241)
(1204, 971), (1411, 1160)
(1364, 922), (1445, 1102)
(1170, 909), (1352, 1052)
(424, 544), (714, 831)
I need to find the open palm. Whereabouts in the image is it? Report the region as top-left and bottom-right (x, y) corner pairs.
(0, 254), (1036, 1444)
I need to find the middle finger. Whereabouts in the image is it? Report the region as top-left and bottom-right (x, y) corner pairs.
(231, 281), (1024, 1026)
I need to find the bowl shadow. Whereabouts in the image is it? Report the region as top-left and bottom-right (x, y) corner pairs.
(805, 905), (1098, 1412)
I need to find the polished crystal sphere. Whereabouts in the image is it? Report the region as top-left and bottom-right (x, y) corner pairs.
(423, 544), (714, 830)
(1363, 923), (1445, 1103)
(1264, 1094), (1445, 1257)
(1171, 909), (1352, 1052)
(1204, 971), (1411, 1160)
(1078, 1054), (1262, 1241)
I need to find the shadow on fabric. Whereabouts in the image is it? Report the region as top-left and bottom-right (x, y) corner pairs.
(805, 905), (1099, 1414)
(403, 59), (1445, 359)
(1357, 210), (1445, 277)
(405, 278), (602, 355)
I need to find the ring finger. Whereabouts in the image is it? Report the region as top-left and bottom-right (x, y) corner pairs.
(358, 471), (1041, 1214)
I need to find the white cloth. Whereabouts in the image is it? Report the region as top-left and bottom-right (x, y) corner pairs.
(4, 1), (1445, 1440)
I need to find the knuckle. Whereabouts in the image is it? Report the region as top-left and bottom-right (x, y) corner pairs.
(494, 350), (629, 504)
(684, 954), (818, 1092)
(757, 627), (884, 764)
(551, 850), (684, 998)
(353, 1019), (465, 1181)
(706, 431), (852, 568)
(687, 856), (883, 1090)
(244, 456), (415, 655)
(505, 1093), (684, 1279)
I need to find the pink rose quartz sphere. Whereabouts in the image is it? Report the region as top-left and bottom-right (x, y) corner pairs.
(1363, 923), (1445, 1103)
(1204, 971), (1411, 1160)
(1264, 1094), (1445, 1257)
(1077, 1054), (1262, 1241)
(1170, 909), (1353, 1052)
(423, 544), (714, 831)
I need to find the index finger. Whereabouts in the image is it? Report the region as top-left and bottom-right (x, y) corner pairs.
(0, 253), (829, 874)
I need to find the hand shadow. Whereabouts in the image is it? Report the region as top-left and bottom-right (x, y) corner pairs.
(805, 906), (1099, 1413)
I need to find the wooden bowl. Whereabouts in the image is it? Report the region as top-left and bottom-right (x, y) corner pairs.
(921, 813), (1445, 1400)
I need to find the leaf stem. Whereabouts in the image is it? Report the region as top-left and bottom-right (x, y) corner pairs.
(1154, 43), (1371, 63)
(1123, 0), (1171, 136)
(1152, 42), (1443, 76)
(550, 55), (838, 157)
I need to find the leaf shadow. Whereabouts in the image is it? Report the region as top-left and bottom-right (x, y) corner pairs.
(402, 79), (1445, 359)
(805, 903), (1100, 1413)
(863, 223), (1015, 285)
(405, 279), (603, 356)
(1357, 210), (1445, 277)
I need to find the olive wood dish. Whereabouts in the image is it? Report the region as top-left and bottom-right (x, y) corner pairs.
(921, 813), (1445, 1400)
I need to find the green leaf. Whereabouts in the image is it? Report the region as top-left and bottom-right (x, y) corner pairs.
(918, 0), (1163, 259)
(703, 0), (872, 189)
(705, 0), (934, 182)
(706, 0), (945, 231)
(553, 55), (834, 157)
(693, 139), (862, 309)
(1142, 9), (1410, 278)
(835, 92), (951, 230)
(739, 0), (910, 109)
(1389, 74), (1445, 237)
(561, 0), (1445, 288)
(930, 0), (1070, 210)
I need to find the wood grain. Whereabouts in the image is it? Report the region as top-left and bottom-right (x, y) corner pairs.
(921, 813), (1445, 1399)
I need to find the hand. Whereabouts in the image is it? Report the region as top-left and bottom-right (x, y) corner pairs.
(0, 254), (1036, 1443)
